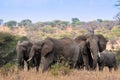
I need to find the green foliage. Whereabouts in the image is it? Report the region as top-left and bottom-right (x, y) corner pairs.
(111, 26), (120, 37)
(53, 20), (61, 25)
(72, 18), (80, 25)
(60, 21), (70, 26)
(41, 26), (56, 33)
(50, 62), (70, 76)
(77, 29), (87, 34)
(19, 19), (32, 27)
(97, 19), (103, 23)
(42, 32), (71, 39)
(0, 32), (22, 68)
(95, 26), (120, 39)
(4, 20), (17, 27)
(0, 63), (16, 76)
(19, 36), (29, 41)
(0, 32), (15, 45)
(50, 56), (71, 76)
(59, 33), (71, 38)
(116, 49), (120, 64)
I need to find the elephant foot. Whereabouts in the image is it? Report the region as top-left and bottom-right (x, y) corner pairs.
(109, 68), (112, 72)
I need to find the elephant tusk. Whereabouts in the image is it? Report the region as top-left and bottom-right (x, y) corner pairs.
(91, 52), (94, 60)
(98, 52), (101, 57)
(27, 57), (32, 62)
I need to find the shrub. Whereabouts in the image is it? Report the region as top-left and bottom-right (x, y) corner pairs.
(0, 32), (15, 45)
(116, 49), (120, 65)
(59, 33), (71, 38)
(111, 26), (120, 37)
(0, 62), (16, 76)
(50, 56), (71, 76)
(0, 32), (24, 69)
(41, 26), (56, 34)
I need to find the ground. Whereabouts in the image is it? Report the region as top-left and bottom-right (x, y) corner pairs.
(0, 67), (120, 80)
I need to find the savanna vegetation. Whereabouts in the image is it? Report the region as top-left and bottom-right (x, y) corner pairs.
(0, 18), (120, 80)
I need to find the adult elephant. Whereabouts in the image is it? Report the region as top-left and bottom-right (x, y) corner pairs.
(28, 38), (80, 72)
(74, 34), (108, 70)
(16, 40), (34, 70)
(98, 50), (118, 72)
(75, 35), (87, 69)
(27, 41), (42, 72)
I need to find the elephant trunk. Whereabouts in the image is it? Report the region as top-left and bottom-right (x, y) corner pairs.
(41, 57), (49, 73)
(90, 45), (99, 70)
(41, 55), (54, 73)
(92, 55), (97, 70)
(17, 50), (24, 69)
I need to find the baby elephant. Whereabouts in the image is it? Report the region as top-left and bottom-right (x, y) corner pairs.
(97, 51), (118, 72)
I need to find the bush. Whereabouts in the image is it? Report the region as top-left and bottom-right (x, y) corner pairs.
(50, 56), (71, 76)
(41, 26), (56, 34)
(0, 32), (15, 45)
(0, 63), (16, 76)
(111, 26), (120, 37)
(116, 49), (120, 65)
(0, 32), (24, 69)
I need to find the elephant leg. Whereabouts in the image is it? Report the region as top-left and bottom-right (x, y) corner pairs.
(92, 60), (97, 70)
(36, 59), (40, 72)
(82, 54), (90, 70)
(76, 60), (84, 70)
(114, 64), (118, 71)
(27, 61), (30, 71)
(71, 55), (79, 69)
(34, 57), (40, 72)
(18, 58), (24, 70)
(88, 53), (93, 70)
(108, 67), (112, 72)
(99, 66), (104, 71)
(113, 62), (118, 71)
(36, 66), (39, 72)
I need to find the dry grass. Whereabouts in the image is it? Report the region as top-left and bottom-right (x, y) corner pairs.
(0, 67), (120, 80)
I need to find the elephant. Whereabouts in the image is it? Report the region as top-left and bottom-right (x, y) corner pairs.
(75, 36), (87, 70)
(16, 40), (35, 70)
(32, 37), (80, 72)
(97, 50), (118, 72)
(27, 41), (42, 72)
(74, 34), (108, 70)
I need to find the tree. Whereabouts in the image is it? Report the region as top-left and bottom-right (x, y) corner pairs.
(114, 12), (120, 25)
(71, 18), (80, 25)
(115, 0), (120, 9)
(53, 20), (62, 26)
(97, 19), (103, 23)
(4, 20), (17, 27)
(61, 21), (70, 26)
(19, 19), (32, 27)
(115, 0), (120, 24)
(0, 19), (3, 26)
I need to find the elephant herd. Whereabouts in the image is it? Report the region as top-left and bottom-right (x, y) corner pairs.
(16, 34), (118, 73)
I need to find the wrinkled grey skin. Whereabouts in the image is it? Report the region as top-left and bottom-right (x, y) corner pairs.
(28, 41), (42, 72)
(98, 50), (118, 72)
(74, 34), (107, 70)
(16, 40), (34, 70)
(75, 36), (87, 70)
(40, 38), (80, 72)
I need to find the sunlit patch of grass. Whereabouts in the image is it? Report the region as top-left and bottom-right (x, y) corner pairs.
(0, 67), (120, 80)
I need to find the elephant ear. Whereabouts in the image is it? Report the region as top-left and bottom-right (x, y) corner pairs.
(97, 34), (108, 52)
(41, 39), (54, 57)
